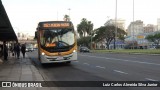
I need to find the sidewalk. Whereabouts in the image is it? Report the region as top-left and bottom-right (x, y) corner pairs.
(0, 53), (57, 90)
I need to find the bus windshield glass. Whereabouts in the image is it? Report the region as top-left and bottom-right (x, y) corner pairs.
(40, 28), (75, 51)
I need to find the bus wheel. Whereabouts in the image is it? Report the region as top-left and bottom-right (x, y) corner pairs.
(66, 61), (71, 64)
(41, 63), (47, 67)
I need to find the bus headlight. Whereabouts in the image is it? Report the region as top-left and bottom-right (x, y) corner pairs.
(42, 52), (45, 55)
(73, 50), (76, 53)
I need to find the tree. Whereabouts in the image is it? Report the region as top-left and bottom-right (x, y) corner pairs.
(63, 14), (70, 21)
(145, 34), (155, 42)
(86, 21), (93, 36)
(146, 33), (160, 48)
(93, 25), (126, 49)
(77, 18), (93, 38)
(154, 33), (160, 45)
(77, 36), (91, 48)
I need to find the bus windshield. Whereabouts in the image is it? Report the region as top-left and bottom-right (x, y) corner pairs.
(40, 28), (75, 51)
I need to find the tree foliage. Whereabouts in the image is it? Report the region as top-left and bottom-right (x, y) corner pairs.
(77, 18), (93, 38)
(63, 14), (70, 21)
(145, 34), (155, 42)
(77, 18), (93, 48)
(146, 33), (160, 46)
(77, 36), (91, 48)
(93, 25), (126, 49)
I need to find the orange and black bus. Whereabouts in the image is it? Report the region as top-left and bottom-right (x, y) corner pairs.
(36, 21), (77, 64)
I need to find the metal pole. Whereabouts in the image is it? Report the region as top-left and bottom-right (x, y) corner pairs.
(57, 11), (58, 21)
(90, 23), (93, 50)
(91, 31), (92, 50)
(133, 0), (135, 49)
(68, 8), (71, 16)
(114, 0), (117, 49)
(68, 8), (71, 21)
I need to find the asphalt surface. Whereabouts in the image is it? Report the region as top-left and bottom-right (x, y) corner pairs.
(26, 50), (160, 90)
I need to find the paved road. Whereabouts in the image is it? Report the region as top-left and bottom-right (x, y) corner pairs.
(26, 50), (160, 90)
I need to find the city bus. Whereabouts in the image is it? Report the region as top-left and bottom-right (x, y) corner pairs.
(36, 21), (77, 64)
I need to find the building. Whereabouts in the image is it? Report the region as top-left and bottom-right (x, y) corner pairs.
(143, 24), (155, 33)
(154, 25), (158, 32)
(157, 18), (160, 31)
(17, 32), (34, 40)
(94, 18), (126, 50)
(127, 20), (144, 36)
(104, 19), (125, 31)
(125, 31), (160, 49)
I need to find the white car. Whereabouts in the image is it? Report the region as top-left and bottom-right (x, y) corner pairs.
(25, 44), (34, 52)
(26, 47), (34, 52)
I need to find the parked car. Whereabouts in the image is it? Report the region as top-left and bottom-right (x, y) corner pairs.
(79, 47), (90, 52)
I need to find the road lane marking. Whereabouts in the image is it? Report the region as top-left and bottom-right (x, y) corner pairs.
(145, 78), (158, 81)
(79, 54), (160, 66)
(96, 66), (106, 69)
(83, 63), (90, 65)
(114, 70), (128, 74)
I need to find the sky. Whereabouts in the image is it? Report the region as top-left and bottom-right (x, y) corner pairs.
(2, 0), (160, 36)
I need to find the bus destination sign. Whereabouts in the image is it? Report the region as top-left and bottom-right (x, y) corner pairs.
(43, 23), (70, 28)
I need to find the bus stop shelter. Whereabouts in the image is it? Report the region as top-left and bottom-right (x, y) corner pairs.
(0, 0), (17, 42)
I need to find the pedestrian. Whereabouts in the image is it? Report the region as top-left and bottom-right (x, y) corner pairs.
(3, 41), (8, 60)
(13, 43), (17, 58)
(21, 44), (26, 58)
(16, 43), (21, 59)
(0, 44), (3, 57)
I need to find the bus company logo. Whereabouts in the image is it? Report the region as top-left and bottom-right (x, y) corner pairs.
(58, 52), (61, 55)
(2, 82), (11, 87)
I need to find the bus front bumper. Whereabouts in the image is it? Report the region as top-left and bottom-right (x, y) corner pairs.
(40, 52), (77, 64)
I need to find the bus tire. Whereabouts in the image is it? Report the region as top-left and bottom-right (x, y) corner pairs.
(66, 61), (71, 64)
(41, 63), (47, 67)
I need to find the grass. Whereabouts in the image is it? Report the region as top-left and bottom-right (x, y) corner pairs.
(91, 49), (160, 54)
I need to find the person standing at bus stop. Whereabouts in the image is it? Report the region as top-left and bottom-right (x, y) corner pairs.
(3, 41), (8, 60)
(13, 43), (17, 58)
(21, 43), (26, 58)
(16, 43), (21, 59)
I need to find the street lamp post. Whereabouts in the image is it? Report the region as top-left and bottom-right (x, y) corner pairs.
(68, 8), (71, 21)
(57, 11), (59, 21)
(132, 0), (135, 49)
(114, 0), (117, 49)
(91, 31), (92, 50)
(68, 8), (71, 16)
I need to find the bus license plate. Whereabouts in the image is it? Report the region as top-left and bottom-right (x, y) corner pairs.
(57, 57), (63, 60)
